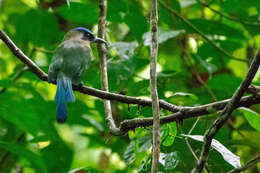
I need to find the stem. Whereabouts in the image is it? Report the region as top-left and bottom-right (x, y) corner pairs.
(150, 0), (160, 172)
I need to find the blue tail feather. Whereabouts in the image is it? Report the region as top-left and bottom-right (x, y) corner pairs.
(55, 76), (75, 123)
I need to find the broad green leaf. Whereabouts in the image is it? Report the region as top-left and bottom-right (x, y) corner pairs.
(239, 107), (260, 131)
(143, 28), (185, 46)
(181, 19), (245, 39)
(208, 74), (242, 99)
(82, 114), (104, 132)
(138, 131), (152, 152)
(107, 0), (127, 22)
(66, 0), (70, 8)
(137, 156), (151, 173)
(15, 9), (59, 46)
(157, 70), (177, 78)
(124, 2), (148, 40)
(57, 2), (98, 24)
(159, 152), (179, 170)
(41, 141), (73, 173)
(0, 92), (41, 136)
(111, 41), (138, 59)
(124, 141), (135, 165)
(172, 92), (198, 101)
(161, 123), (177, 147)
(69, 167), (103, 173)
(197, 56), (217, 78)
(183, 134), (241, 168)
(0, 141), (47, 173)
(180, 0), (196, 8)
(222, 0), (259, 13)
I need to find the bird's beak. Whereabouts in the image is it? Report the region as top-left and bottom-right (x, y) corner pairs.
(94, 37), (108, 46)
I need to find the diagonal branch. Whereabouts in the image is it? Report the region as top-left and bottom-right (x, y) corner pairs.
(195, 49), (260, 173)
(227, 153), (260, 173)
(97, 0), (120, 135)
(158, 0), (248, 63)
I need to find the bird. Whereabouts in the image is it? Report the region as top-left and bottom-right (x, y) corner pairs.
(48, 27), (107, 123)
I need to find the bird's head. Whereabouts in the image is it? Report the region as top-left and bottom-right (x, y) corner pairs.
(64, 27), (107, 45)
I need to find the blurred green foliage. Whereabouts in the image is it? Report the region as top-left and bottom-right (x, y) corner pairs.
(0, 0), (260, 172)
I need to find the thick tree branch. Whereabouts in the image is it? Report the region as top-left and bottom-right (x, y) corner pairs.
(159, 0), (248, 63)
(195, 49), (260, 173)
(227, 153), (260, 173)
(97, 0), (121, 135)
(150, 0), (160, 172)
(119, 93), (260, 132)
(1, 29), (260, 135)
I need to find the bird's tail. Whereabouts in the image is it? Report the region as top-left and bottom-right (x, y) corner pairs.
(55, 74), (75, 123)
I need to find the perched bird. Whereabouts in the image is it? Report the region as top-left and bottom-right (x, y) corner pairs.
(48, 27), (107, 123)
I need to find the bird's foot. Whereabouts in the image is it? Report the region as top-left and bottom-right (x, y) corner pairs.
(77, 82), (84, 88)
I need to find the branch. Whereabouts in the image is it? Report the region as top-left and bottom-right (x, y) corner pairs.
(150, 0), (160, 172)
(247, 85), (260, 94)
(197, 0), (260, 27)
(97, 0), (121, 135)
(228, 153), (260, 173)
(158, 0), (248, 63)
(195, 49), (260, 173)
(119, 93), (260, 132)
(1, 29), (260, 135)
(0, 29), (179, 112)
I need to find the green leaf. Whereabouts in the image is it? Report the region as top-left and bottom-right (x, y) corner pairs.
(239, 107), (260, 131)
(143, 28), (185, 46)
(197, 57), (217, 77)
(181, 19), (245, 39)
(0, 141), (47, 173)
(66, 0), (70, 7)
(172, 92), (198, 101)
(124, 141), (136, 165)
(15, 9), (59, 46)
(69, 167), (104, 173)
(183, 134), (241, 168)
(0, 92), (41, 136)
(159, 152), (179, 170)
(124, 2), (148, 40)
(208, 74), (242, 99)
(107, 0), (127, 22)
(111, 41), (138, 59)
(161, 123), (177, 147)
(137, 156), (151, 173)
(57, 2), (98, 24)
(138, 131), (152, 152)
(157, 70), (177, 78)
(41, 141), (73, 173)
(180, 0), (196, 8)
(82, 114), (104, 132)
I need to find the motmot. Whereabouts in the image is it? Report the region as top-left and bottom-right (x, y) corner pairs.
(48, 27), (107, 123)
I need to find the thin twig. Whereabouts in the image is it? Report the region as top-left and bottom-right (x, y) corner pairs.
(180, 36), (212, 173)
(1, 29), (260, 135)
(228, 153), (260, 173)
(158, 0), (248, 63)
(185, 118), (200, 161)
(150, 0), (160, 172)
(195, 49), (260, 173)
(97, 0), (120, 135)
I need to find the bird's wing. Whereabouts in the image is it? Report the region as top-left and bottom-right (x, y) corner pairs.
(48, 39), (92, 83)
